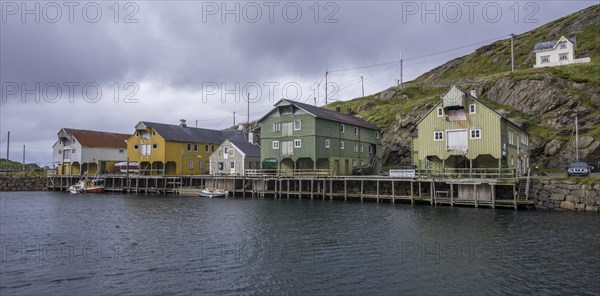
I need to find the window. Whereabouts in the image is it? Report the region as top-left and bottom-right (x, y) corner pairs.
(361, 160), (365, 166)
(72, 149), (76, 154)
(140, 144), (151, 156)
(272, 141), (279, 149)
(541, 55), (550, 63)
(559, 41), (567, 49)
(353, 144), (358, 152)
(509, 131), (514, 145)
(437, 107), (443, 117)
(273, 123), (281, 132)
(188, 160), (194, 170)
(63, 150), (70, 159)
(294, 120), (301, 130)
(136, 132), (139, 137)
(521, 134), (528, 146)
(119, 149), (124, 153)
(194, 144), (198, 152)
(224, 147), (228, 155)
(375, 131), (380, 139)
(470, 129), (481, 139)
(218, 162), (224, 171)
(354, 127), (359, 135)
(152, 144), (157, 149)
(152, 131), (156, 136)
(198, 160), (203, 169)
(211, 146), (215, 152)
(205, 145), (209, 152)
(559, 53), (568, 61)
(469, 104), (476, 114)
(187, 144), (192, 151)
(360, 145), (364, 153)
(229, 149), (234, 157)
(58, 150), (62, 154)
(218, 150), (222, 156)
(368, 145), (373, 153)
(352, 160), (356, 167)
(340, 124), (345, 133)
(340, 141), (345, 149)
(134, 144), (139, 150)
(434, 131), (444, 141)
(294, 139), (301, 148)
(140, 131), (149, 140)
(325, 139), (330, 148)
(230, 162), (235, 169)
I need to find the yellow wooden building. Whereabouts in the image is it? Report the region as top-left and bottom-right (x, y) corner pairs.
(126, 120), (246, 175)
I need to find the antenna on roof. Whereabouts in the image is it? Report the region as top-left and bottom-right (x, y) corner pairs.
(511, 33), (515, 73)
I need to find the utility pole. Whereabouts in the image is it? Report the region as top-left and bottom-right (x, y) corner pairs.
(400, 50), (403, 90)
(325, 69), (329, 106)
(510, 33), (515, 73)
(195, 120), (198, 128)
(247, 92), (250, 123)
(575, 115), (579, 162)
(233, 111), (236, 126)
(5, 131), (9, 173)
(314, 97), (316, 106)
(361, 76), (364, 97)
(22, 145), (25, 172)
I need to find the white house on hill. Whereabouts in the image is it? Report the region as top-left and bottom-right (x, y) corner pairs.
(533, 36), (590, 68)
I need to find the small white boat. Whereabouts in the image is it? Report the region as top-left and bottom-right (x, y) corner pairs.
(198, 189), (229, 198)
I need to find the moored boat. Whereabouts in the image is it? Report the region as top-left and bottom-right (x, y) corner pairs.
(68, 176), (105, 194)
(198, 189), (229, 198)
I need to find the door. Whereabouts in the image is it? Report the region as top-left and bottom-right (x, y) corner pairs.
(281, 141), (293, 157)
(446, 130), (468, 152)
(334, 160), (339, 176)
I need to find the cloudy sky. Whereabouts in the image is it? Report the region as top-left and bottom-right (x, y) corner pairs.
(0, 0), (596, 165)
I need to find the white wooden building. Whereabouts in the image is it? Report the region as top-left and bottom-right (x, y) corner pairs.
(533, 36), (590, 68)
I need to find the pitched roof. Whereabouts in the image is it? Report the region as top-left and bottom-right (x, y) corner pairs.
(61, 128), (129, 148)
(260, 99), (380, 130)
(231, 140), (261, 158)
(137, 121), (246, 144)
(534, 36), (576, 51)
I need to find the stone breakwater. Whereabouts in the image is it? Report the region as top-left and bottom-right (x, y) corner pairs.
(0, 176), (48, 191)
(530, 179), (600, 212)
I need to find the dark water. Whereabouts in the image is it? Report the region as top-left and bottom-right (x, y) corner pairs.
(1, 192), (599, 295)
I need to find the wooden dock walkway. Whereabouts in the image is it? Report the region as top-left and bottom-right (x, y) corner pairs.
(47, 172), (533, 209)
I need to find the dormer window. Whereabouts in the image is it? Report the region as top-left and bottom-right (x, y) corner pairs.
(278, 105), (293, 115)
(559, 41), (567, 49)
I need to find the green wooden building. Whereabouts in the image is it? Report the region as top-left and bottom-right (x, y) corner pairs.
(259, 99), (382, 175)
(412, 85), (530, 175)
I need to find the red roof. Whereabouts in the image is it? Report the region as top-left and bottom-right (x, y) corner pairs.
(61, 128), (129, 149)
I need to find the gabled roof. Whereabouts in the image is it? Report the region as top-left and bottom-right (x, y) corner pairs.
(533, 36), (576, 51)
(59, 128), (129, 149)
(259, 99), (381, 130)
(136, 121), (246, 144)
(414, 86), (527, 134)
(230, 140), (261, 158)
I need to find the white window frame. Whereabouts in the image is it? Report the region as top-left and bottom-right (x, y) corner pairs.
(340, 141), (345, 149)
(469, 104), (476, 114)
(205, 145), (209, 152)
(340, 124), (345, 133)
(559, 41), (567, 49)
(325, 139), (330, 148)
(559, 52), (568, 61)
(198, 160), (203, 169)
(434, 131), (444, 141)
(294, 120), (301, 130)
(352, 160), (356, 167)
(437, 107), (443, 117)
(375, 131), (380, 139)
(360, 145), (364, 153)
(229, 149), (234, 157)
(194, 144), (198, 152)
(152, 144), (158, 149)
(470, 129), (481, 139)
(273, 123), (281, 132)
(509, 130), (514, 145)
(187, 144), (192, 152)
(521, 134), (528, 146)
(188, 160), (194, 170)
(230, 162), (235, 169)
(272, 141), (279, 149)
(353, 144), (359, 152)
(368, 145), (373, 153)
(354, 127), (359, 135)
(541, 55), (550, 64)
(134, 144), (139, 150)
(294, 139), (301, 148)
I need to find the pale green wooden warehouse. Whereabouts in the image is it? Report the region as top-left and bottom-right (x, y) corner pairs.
(412, 85), (530, 175)
(259, 99), (382, 175)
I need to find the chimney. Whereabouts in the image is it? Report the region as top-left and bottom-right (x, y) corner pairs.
(347, 108), (352, 115)
(248, 132), (254, 144)
(335, 107), (341, 113)
(470, 89), (477, 98)
(179, 119), (187, 127)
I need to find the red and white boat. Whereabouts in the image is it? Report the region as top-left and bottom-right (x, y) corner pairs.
(68, 176), (105, 194)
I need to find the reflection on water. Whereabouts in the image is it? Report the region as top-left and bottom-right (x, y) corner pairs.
(1, 192), (599, 295)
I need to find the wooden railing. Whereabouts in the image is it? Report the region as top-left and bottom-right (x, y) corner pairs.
(245, 169), (332, 177)
(415, 168), (516, 179)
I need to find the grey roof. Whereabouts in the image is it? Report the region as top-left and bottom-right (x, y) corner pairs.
(534, 37), (576, 51)
(138, 121), (245, 144)
(263, 99), (380, 130)
(231, 140), (261, 158)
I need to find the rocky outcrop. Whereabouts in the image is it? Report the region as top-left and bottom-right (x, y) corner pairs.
(530, 179), (600, 212)
(0, 176), (48, 191)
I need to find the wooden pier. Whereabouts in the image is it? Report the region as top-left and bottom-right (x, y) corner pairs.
(47, 170), (533, 209)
